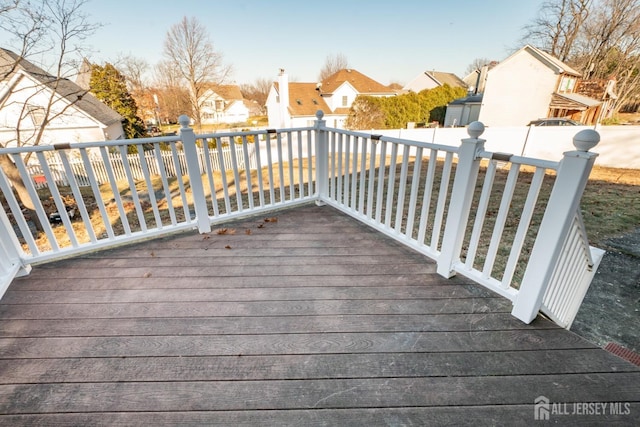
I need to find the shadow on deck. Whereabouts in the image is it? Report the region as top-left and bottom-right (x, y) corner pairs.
(0, 204), (638, 425)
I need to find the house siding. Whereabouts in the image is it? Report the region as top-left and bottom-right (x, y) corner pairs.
(478, 52), (557, 127)
(0, 72), (122, 147)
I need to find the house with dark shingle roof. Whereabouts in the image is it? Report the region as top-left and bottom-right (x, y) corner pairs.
(0, 48), (124, 148)
(266, 68), (397, 129)
(200, 84), (250, 125)
(403, 70), (467, 93)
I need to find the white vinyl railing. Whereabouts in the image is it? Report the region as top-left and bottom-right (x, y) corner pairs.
(0, 112), (603, 328)
(541, 211), (605, 328)
(27, 144), (256, 189)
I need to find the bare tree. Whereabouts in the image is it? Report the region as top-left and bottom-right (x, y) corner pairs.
(0, 0), (99, 230)
(318, 53), (349, 82)
(163, 16), (232, 127)
(522, 0), (640, 113)
(152, 60), (191, 123)
(114, 54), (160, 124)
(464, 58), (494, 75)
(345, 96), (385, 130)
(522, 0), (592, 61)
(115, 54), (149, 93)
(577, 0), (640, 111)
(239, 77), (271, 114)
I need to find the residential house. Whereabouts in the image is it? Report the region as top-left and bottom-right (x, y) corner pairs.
(403, 70), (467, 93)
(0, 48), (124, 148)
(462, 61), (498, 95)
(200, 84), (250, 125)
(266, 68), (397, 129)
(445, 45), (608, 127)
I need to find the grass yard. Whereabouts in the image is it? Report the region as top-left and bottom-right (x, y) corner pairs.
(580, 166), (640, 245)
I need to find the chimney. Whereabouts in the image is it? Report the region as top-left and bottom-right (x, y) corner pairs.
(475, 64), (489, 95)
(278, 69), (290, 128)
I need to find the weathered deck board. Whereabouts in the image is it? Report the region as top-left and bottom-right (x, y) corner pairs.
(0, 313), (558, 337)
(0, 349), (633, 384)
(1, 374), (639, 413)
(2, 407), (639, 427)
(0, 203), (638, 425)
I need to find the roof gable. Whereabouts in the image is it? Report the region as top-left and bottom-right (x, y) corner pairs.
(426, 71), (467, 88)
(320, 69), (395, 95)
(0, 48), (123, 126)
(495, 45), (582, 77)
(203, 84), (244, 101)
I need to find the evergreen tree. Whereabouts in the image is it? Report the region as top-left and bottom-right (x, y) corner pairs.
(89, 63), (147, 139)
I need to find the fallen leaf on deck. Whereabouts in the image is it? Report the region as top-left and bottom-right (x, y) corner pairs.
(216, 228), (236, 235)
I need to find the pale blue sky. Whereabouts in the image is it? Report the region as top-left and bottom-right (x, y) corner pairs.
(10, 0), (544, 85)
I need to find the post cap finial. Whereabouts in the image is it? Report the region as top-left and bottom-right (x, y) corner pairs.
(573, 129), (600, 152)
(315, 110), (324, 120)
(467, 121), (485, 139)
(178, 115), (191, 129)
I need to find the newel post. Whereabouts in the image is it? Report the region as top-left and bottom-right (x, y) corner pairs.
(179, 115), (211, 233)
(436, 122), (486, 278)
(314, 110), (328, 205)
(511, 129), (600, 323)
(0, 199), (30, 279)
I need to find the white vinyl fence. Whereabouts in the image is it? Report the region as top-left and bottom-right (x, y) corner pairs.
(27, 144), (256, 189)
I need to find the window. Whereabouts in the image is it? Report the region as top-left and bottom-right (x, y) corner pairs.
(27, 105), (45, 126)
(342, 96), (348, 107)
(559, 76), (576, 92)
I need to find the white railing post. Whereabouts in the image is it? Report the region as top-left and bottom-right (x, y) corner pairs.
(179, 115), (211, 233)
(0, 197), (31, 298)
(437, 122), (486, 278)
(314, 110), (328, 205)
(512, 129), (600, 323)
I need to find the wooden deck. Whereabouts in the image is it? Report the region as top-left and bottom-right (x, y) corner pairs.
(0, 203), (638, 425)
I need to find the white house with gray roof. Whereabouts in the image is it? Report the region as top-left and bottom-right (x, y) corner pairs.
(445, 45), (606, 127)
(0, 48), (124, 150)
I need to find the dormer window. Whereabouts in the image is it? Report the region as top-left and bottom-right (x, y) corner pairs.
(342, 96), (348, 107)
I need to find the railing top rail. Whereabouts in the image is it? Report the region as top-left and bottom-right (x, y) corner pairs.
(478, 150), (560, 170)
(322, 126), (460, 154)
(196, 126), (315, 139)
(0, 135), (183, 155)
(0, 126), (323, 156)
